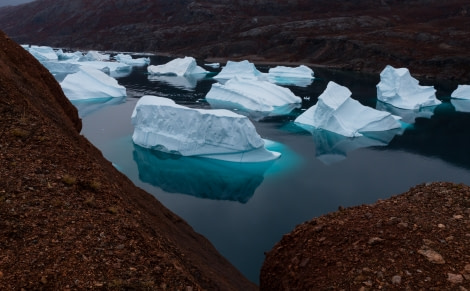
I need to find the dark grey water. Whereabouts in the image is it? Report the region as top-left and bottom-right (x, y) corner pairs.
(77, 56), (470, 284)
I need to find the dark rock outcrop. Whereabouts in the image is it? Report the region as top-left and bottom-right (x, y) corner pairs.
(0, 29), (256, 290)
(0, 0), (469, 81)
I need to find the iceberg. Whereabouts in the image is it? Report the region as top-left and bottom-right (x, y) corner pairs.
(267, 65), (314, 87)
(295, 81), (401, 137)
(25, 45), (58, 62)
(213, 60), (263, 82)
(73, 60), (132, 78)
(114, 53), (150, 66)
(79, 50), (110, 61)
(205, 76), (302, 115)
(376, 65), (440, 109)
(451, 85), (470, 100)
(56, 49), (82, 61)
(205, 62), (220, 69)
(131, 95), (280, 162)
(147, 56), (207, 76)
(60, 66), (126, 100)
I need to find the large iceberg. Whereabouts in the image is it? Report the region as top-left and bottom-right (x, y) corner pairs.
(267, 65), (314, 87)
(376, 65), (440, 109)
(205, 76), (302, 115)
(60, 66), (127, 100)
(131, 95), (280, 162)
(147, 56), (207, 76)
(114, 53), (150, 66)
(213, 60), (263, 82)
(25, 45), (58, 62)
(451, 85), (470, 100)
(295, 81), (401, 137)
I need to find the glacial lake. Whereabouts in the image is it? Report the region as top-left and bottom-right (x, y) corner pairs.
(77, 55), (470, 284)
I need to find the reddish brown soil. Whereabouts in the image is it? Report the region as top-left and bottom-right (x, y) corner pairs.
(0, 30), (256, 290)
(261, 182), (470, 290)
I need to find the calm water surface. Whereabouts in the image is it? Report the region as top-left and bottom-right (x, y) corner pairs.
(78, 56), (470, 283)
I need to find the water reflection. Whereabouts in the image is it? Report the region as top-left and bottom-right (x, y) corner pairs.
(294, 124), (402, 165)
(132, 144), (275, 203)
(147, 74), (207, 91)
(266, 76), (314, 87)
(71, 96), (126, 117)
(451, 99), (470, 113)
(376, 100), (437, 124)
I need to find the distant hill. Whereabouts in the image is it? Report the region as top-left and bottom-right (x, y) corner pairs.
(1, 0), (469, 81)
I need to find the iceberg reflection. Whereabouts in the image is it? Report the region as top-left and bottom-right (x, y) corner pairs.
(376, 100), (436, 124)
(147, 74), (205, 91)
(132, 145), (275, 203)
(71, 96), (126, 117)
(451, 99), (470, 113)
(297, 124), (402, 165)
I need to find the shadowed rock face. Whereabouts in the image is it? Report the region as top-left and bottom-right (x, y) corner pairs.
(1, 0), (470, 81)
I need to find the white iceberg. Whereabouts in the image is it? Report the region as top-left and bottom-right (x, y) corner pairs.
(147, 56), (207, 76)
(60, 66), (126, 100)
(131, 95), (280, 162)
(73, 60), (132, 78)
(205, 76), (302, 114)
(295, 81), (401, 137)
(26, 45), (58, 62)
(114, 53), (150, 66)
(213, 60), (263, 82)
(56, 49), (82, 61)
(205, 62), (220, 69)
(268, 65), (314, 79)
(79, 50), (110, 62)
(376, 65), (440, 109)
(451, 85), (470, 100)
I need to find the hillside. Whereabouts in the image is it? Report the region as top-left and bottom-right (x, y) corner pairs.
(0, 0), (469, 81)
(0, 29), (256, 290)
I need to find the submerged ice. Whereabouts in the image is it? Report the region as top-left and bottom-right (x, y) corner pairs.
(131, 95), (281, 162)
(295, 81), (401, 137)
(376, 65), (440, 109)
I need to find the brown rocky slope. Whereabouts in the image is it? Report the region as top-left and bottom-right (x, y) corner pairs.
(0, 0), (469, 82)
(0, 30), (256, 290)
(261, 182), (470, 290)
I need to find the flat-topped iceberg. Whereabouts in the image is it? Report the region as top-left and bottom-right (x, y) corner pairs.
(147, 56), (207, 76)
(114, 53), (150, 66)
(295, 81), (401, 137)
(60, 66), (126, 100)
(131, 95), (280, 162)
(376, 65), (440, 109)
(451, 85), (470, 100)
(267, 65), (314, 87)
(214, 60), (263, 82)
(24, 45), (58, 62)
(205, 76), (302, 115)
